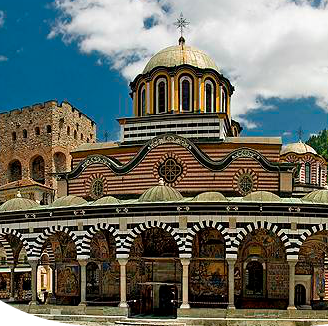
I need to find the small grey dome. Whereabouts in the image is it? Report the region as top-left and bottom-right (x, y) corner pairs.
(51, 195), (87, 208)
(303, 189), (328, 203)
(0, 197), (39, 212)
(243, 191), (281, 202)
(138, 183), (183, 202)
(192, 192), (227, 202)
(281, 141), (317, 156)
(92, 196), (120, 205)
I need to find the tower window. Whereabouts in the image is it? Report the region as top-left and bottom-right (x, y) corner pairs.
(74, 130), (77, 139)
(35, 127), (40, 135)
(155, 77), (167, 114)
(179, 76), (193, 112)
(46, 125), (52, 133)
(67, 126), (70, 136)
(221, 87), (228, 113)
(138, 84), (146, 116)
(81, 133), (83, 140)
(205, 79), (215, 113)
(23, 129), (27, 138)
(12, 132), (17, 141)
(305, 162), (311, 184)
(318, 165), (322, 187)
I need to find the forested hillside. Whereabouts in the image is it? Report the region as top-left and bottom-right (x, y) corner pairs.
(306, 129), (328, 160)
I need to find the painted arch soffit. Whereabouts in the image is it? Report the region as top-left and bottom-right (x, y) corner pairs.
(60, 134), (294, 180)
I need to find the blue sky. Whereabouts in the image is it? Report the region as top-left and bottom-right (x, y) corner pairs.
(0, 0), (328, 143)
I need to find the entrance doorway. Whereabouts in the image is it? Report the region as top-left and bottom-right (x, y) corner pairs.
(245, 261), (263, 296)
(295, 284), (306, 306)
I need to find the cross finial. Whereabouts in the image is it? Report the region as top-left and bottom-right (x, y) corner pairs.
(296, 127), (304, 141)
(174, 13), (190, 39)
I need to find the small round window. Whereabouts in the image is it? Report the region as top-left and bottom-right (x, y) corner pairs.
(90, 178), (104, 199)
(158, 158), (183, 184)
(238, 174), (254, 195)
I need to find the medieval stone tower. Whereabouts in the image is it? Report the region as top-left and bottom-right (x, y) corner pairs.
(0, 100), (96, 203)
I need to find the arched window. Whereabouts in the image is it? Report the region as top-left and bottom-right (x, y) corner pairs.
(221, 87), (228, 113)
(12, 132), (16, 141)
(23, 129), (27, 138)
(138, 84), (146, 116)
(81, 133), (83, 140)
(318, 165), (322, 187)
(54, 152), (67, 173)
(205, 79), (215, 113)
(8, 160), (22, 182)
(74, 130), (77, 140)
(305, 162), (311, 184)
(31, 156), (45, 184)
(46, 125), (52, 133)
(179, 76), (193, 112)
(35, 127), (40, 135)
(155, 77), (167, 114)
(67, 126), (70, 136)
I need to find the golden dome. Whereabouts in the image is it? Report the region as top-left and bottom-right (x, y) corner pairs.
(281, 141), (317, 156)
(143, 43), (219, 74)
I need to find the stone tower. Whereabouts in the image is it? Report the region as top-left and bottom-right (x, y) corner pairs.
(0, 100), (96, 203)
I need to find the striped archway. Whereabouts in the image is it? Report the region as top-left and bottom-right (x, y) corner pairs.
(32, 225), (81, 259)
(184, 220), (232, 257)
(121, 220), (183, 255)
(81, 223), (121, 258)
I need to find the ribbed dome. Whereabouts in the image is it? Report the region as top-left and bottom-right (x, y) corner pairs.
(303, 189), (328, 203)
(92, 196), (120, 205)
(51, 195), (87, 208)
(143, 44), (219, 74)
(243, 191), (281, 202)
(281, 141), (317, 155)
(0, 197), (39, 212)
(138, 184), (183, 202)
(192, 191), (227, 202)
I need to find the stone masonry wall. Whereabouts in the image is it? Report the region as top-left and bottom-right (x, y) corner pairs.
(0, 100), (96, 195)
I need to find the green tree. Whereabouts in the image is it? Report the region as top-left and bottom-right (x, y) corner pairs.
(306, 129), (328, 160)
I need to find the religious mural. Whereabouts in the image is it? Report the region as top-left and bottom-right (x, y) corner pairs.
(296, 231), (328, 300)
(56, 264), (79, 296)
(236, 229), (288, 301)
(127, 228), (181, 315)
(86, 230), (120, 302)
(190, 228), (227, 306)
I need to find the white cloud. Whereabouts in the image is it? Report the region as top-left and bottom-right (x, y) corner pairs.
(282, 131), (292, 136)
(50, 0), (328, 122)
(0, 55), (8, 62)
(0, 11), (4, 27)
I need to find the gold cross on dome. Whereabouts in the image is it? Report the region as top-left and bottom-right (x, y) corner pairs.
(174, 13), (190, 38)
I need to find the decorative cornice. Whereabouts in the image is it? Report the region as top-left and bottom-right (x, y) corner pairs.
(59, 134), (295, 180)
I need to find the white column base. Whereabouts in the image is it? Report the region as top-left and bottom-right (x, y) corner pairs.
(227, 304), (236, 310)
(29, 301), (39, 306)
(287, 305), (297, 310)
(78, 302), (87, 306)
(119, 302), (128, 308)
(180, 303), (190, 309)
(9, 297), (15, 302)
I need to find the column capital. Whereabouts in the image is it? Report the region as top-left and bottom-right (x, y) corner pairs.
(180, 258), (191, 266)
(287, 260), (297, 267)
(117, 258), (128, 266)
(226, 258), (237, 265)
(78, 259), (88, 267)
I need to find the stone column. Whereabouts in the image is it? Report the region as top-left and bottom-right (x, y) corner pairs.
(287, 260), (297, 310)
(180, 258), (190, 309)
(78, 260), (88, 306)
(118, 258), (128, 308)
(9, 265), (15, 301)
(48, 264), (56, 304)
(29, 260), (38, 305)
(227, 258), (236, 309)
